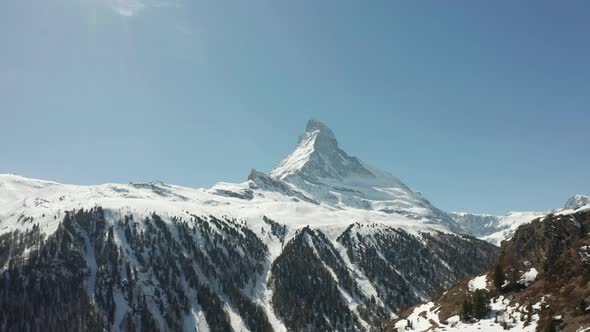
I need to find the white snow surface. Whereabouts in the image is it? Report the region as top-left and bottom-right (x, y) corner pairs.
(480, 211), (548, 246)
(270, 123), (319, 180)
(394, 296), (541, 332)
(451, 211), (548, 246)
(518, 268), (538, 287)
(0, 174), (448, 239)
(468, 275), (487, 292)
(453, 194), (590, 246)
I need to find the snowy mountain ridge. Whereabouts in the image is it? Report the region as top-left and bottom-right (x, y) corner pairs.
(564, 194), (590, 210)
(270, 120), (461, 232)
(0, 172), (497, 331)
(0, 119), (465, 241)
(449, 211), (550, 246)
(450, 194), (590, 246)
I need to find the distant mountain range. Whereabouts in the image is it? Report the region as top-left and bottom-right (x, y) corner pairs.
(450, 193), (589, 246)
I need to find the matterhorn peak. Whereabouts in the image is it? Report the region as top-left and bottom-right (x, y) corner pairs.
(267, 119), (461, 231)
(305, 119), (337, 141)
(284, 119), (339, 157)
(271, 119), (368, 181)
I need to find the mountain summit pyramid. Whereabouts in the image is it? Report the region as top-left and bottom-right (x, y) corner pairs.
(271, 119), (375, 181)
(269, 119), (461, 231)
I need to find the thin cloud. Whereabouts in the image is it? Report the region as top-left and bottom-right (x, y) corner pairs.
(108, 0), (144, 16)
(107, 0), (181, 17)
(175, 22), (193, 35)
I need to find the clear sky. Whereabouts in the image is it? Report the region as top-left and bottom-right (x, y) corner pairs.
(1, 0), (589, 214)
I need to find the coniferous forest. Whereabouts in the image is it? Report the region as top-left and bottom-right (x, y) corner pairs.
(0, 207), (497, 331)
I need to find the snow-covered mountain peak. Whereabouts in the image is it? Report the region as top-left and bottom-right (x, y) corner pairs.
(270, 119), (376, 182)
(305, 118), (337, 143)
(271, 120), (349, 180)
(563, 194), (590, 210)
(267, 121), (461, 231)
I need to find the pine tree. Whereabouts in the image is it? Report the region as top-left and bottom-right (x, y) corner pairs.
(472, 289), (490, 319)
(462, 297), (473, 321)
(579, 298), (588, 313)
(525, 303), (533, 325)
(545, 319), (559, 332)
(493, 265), (505, 289)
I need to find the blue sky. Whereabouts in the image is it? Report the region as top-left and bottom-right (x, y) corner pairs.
(1, 0), (589, 214)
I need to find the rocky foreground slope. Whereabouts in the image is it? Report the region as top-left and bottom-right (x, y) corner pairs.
(387, 205), (590, 332)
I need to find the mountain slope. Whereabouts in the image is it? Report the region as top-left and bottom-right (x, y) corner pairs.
(271, 120), (461, 232)
(0, 172), (498, 331)
(387, 204), (590, 332)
